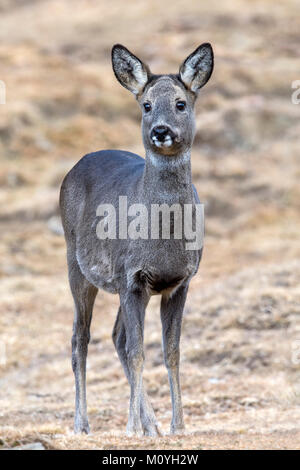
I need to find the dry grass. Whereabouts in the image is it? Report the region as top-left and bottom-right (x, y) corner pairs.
(0, 0), (300, 450)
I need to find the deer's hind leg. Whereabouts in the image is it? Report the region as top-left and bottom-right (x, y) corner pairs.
(112, 307), (160, 436)
(68, 252), (98, 434)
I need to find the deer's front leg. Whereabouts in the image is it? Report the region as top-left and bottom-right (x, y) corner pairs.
(120, 289), (148, 437)
(160, 284), (188, 435)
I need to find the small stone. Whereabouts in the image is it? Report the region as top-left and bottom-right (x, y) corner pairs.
(13, 442), (45, 450)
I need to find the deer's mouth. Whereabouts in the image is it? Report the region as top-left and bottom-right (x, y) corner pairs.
(151, 136), (183, 155)
(152, 135), (173, 149)
(150, 125), (181, 152)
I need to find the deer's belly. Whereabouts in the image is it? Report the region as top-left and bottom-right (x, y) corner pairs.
(76, 235), (201, 295)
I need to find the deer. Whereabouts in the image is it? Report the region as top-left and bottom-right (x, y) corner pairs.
(59, 43), (214, 437)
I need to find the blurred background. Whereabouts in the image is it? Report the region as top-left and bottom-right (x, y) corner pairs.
(0, 0), (300, 450)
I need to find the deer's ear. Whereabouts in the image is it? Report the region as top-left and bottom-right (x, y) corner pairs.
(179, 43), (214, 95)
(112, 44), (150, 96)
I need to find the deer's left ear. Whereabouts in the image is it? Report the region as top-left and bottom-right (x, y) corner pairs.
(179, 43), (214, 95)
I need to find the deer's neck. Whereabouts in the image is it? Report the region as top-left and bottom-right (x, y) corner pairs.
(142, 150), (194, 204)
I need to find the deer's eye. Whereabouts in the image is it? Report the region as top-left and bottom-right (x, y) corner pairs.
(143, 102), (152, 113)
(176, 101), (186, 111)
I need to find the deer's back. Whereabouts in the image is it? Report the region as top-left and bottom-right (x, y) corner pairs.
(60, 150), (144, 229)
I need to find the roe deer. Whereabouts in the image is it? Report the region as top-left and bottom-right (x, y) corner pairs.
(60, 43), (214, 436)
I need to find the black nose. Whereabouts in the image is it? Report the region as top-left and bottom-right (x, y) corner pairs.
(152, 125), (170, 142)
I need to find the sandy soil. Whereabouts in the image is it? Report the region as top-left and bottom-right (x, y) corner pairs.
(0, 0), (300, 450)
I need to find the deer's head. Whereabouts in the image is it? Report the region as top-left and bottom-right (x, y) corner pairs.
(112, 43), (213, 157)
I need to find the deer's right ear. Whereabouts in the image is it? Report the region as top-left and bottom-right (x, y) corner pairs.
(112, 44), (150, 97)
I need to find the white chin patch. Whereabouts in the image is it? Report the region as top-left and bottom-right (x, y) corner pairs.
(152, 137), (173, 148)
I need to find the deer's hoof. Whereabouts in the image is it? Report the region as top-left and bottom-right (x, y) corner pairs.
(74, 418), (90, 435)
(170, 425), (186, 436)
(126, 422), (143, 438)
(143, 423), (162, 437)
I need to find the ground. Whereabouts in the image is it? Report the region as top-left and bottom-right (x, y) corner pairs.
(0, 0), (300, 450)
